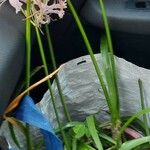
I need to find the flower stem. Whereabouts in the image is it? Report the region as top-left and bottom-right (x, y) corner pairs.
(26, 0), (31, 92)
(45, 25), (72, 122)
(67, 0), (110, 114)
(35, 27), (70, 150)
(25, 0), (33, 149)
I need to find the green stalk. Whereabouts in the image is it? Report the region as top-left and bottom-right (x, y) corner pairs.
(25, 0), (33, 149)
(45, 25), (72, 122)
(72, 138), (77, 150)
(26, 0), (31, 93)
(67, 0), (109, 112)
(98, 0), (120, 120)
(138, 79), (150, 136)
(35, 27), (70, 150)
(67, 0), (119, 126)
(98, 0), (113, 53)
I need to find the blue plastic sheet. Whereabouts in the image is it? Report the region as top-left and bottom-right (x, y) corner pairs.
(12, 95), (63, 150)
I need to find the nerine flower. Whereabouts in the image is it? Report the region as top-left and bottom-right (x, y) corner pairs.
(0, 0), (67, 27)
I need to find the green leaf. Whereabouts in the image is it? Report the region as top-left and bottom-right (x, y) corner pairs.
(72, 138), (77, 150)
(118, 108), (150, 141)
(119, 136), (150, 150)
(85, 126), (91, 138)
(99, 133), (116, 145)
(78, 143), (96, 150)
(138, 79), (150, 136)
(73, 123), (86, 139)
(86, 116), (103, 150)
(8, 123), (21, 149)
(56, 121), (81, 133)
(121, 116), (146, 132)
(100, 34), (120, 124)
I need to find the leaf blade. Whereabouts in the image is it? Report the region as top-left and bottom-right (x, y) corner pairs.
(86, 116), (103, 150)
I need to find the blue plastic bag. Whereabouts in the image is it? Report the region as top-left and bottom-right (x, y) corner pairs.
(12, 95), (63, 150)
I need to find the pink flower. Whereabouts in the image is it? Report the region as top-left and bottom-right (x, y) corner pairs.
(0, 0), (67, 26)
(9, 0), (24, 13)
(31, 0), (67, 26)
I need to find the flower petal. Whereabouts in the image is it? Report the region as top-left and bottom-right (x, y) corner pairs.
(9, 0), (23, 13)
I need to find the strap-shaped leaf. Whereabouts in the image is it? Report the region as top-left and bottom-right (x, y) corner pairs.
(86, 116), (103, 150)
(119, 136), (150, 150)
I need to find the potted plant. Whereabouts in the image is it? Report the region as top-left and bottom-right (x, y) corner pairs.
(1, 0), (150, 150)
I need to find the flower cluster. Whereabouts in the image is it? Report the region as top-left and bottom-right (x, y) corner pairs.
(0, 0), (67, 27)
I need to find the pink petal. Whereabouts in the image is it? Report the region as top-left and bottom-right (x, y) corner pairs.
(9, 0), (23, 13)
